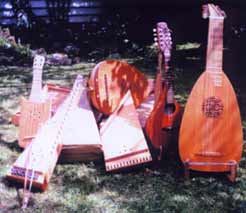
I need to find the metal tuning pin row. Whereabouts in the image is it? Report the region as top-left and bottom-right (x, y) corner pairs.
(153, 28), (158, 46)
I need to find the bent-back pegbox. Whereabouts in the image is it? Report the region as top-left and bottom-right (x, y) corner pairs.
(88, 60), (151, 115)
(179, 4), (242, 181)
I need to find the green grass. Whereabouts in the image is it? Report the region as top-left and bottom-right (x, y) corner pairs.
(0, 54), (245, 212)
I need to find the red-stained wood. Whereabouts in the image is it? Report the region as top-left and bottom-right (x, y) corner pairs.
(88, 60), (151, 115)
(145, 22), (182, 158)
(179, 71), (243, 172)
(179, 4), (243, 176)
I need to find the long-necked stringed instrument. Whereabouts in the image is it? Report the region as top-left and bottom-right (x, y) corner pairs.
(18, 55), (51, 148)
(145, 22), (182, 159)
(179, 4), (243, 181)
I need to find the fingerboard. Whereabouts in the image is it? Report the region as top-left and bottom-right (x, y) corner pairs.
(29, 55), (45, 102)
(205, 18), (224, 87)
(165, 63), (175, 104)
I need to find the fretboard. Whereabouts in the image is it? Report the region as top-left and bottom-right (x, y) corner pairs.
(165, 63), (174, 104)
(206, 18), (224, 87)
(154, 52), (164, 105)
(206, 18), (224, 84)
(29, 67), (43, 102)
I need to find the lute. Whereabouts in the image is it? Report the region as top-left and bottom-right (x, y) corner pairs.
(145, 22), (182, 159)
(179, 4), (243, 181)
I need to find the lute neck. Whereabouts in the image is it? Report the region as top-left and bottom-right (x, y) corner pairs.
(205, 18), (224, 72)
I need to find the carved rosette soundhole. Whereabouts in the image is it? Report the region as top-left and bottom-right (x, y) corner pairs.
(202, 96), (223, 118)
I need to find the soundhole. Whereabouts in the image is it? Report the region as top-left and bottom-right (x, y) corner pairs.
(164, 103), (176, 115)
(202, 96), (223, 118)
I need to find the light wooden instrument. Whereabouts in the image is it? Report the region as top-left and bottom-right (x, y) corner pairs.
(88, 60), (151, 115)
(45, 83), (71, 115)
(100, 90), (152, 171)
(7, 75), (85, 207)
(179, 4), (242, 181)
(11, 83), (71, 126)
(60, 80), (102, 162)
(18, 55), (51, 148)
(145, 22), (182, 159)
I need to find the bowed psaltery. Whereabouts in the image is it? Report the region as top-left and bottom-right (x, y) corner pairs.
(179, 4), (243, 181)
(7, 75), (85, 208)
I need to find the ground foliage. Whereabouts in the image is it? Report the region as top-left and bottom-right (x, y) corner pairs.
(0, 42), (245, 212)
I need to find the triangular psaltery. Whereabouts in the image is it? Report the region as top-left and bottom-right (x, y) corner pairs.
(60, 80), (102, 162)
(100, 90), (152, 171)
(7, 75), (85, 192)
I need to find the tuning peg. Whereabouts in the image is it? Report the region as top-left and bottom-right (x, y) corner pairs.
(154, 42), (158, 46)
(153, 33), (157, 36)
(154, 37), (158, 42)
(153, 28), (156, 32)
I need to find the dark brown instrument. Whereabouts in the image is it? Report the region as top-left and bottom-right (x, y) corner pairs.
(145, 22), (182, 159)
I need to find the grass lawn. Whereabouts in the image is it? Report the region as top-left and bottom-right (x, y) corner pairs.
(0, 54), (245, 212)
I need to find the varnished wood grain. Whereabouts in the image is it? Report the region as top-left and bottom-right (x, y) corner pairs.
(89, 60), (151, 115)
(179, 71), (243, 172)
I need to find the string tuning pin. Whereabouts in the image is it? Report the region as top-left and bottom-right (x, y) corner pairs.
(154, 42), (158, 46)
(154, 37), (158, 42)
(153, 28), (156, 32)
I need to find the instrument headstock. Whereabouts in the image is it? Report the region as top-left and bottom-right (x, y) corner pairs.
(33, 55), (45, 70)
(154, 22), (172, 61)
(202, 4), (226, 19)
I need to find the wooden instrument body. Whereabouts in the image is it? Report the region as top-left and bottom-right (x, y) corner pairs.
(7, 141), (63, 191)
(145, 85), (183, 150)
(179, 71), (243, 172)
(18, 97), (51, 148)
(162, 100), (183, 130)
(45, 83), (70, 115)
(100, 90), (152, 171)
(11, 84), (70, 126)
(60, 83), (102, 162)
(89, 60), (150, 115)
(7, 75), (85, 191)
(145, 22), (182, 154)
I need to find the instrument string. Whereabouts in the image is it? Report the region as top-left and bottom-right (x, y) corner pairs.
(21, 76), (84, 208)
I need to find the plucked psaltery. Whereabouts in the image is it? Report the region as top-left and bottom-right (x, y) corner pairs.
(100, 90), (152, 171)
